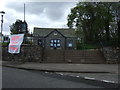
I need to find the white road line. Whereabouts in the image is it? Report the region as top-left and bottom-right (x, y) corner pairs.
(56, 73), (64, 75)
(102, 80), (115, 83)
(59, 73), (64, 75)
(45, 72), (48, 73)
(69, 75), (75, 77)
(84, 77), (95, 80)
(76, 76), (80, 77)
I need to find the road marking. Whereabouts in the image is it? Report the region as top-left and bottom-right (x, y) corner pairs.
(102, 80), (115, 83)
(59, 73), (64, 75)
(55, 73), (64, 75)
(76, 76), (80, 77)
(69, 75), (75, 77)
(45, 72), (48, 73)
(84, 77), (95, 80)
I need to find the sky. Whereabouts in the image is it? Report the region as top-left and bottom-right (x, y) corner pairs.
(0, 0), (80, 35)
(0, 0), (119, 35)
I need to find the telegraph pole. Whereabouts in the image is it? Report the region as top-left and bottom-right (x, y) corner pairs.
(0, 11), (5, 42)
(24, 3), (25, 21)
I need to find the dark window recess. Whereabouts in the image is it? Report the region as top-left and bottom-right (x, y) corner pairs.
(38, 39), (42, 46)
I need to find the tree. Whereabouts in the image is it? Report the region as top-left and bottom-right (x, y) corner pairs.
(67, 2), (116, 45)
(111, 2), (120, 45)
(10, 19), (28, 35)
(100, 2), (113, 42)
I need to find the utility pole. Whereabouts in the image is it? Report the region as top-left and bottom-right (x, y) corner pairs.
(0, 11), (5, 43)
(24, 3), (25, 22)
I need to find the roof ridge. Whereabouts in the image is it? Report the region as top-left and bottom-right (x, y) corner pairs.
(34, 27), (74, 30)
(33, 27), (76, 37)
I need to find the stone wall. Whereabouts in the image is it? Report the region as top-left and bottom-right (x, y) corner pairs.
(64, 49), (106, 64)
(2, 45), (106, 64)
(102, 47), (120, 64)
(2, 45), (43, 63)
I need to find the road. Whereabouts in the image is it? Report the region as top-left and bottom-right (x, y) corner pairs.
(2, 67), (104, 88)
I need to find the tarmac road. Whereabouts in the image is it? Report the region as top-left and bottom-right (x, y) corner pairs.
(2, 67), (104, 88)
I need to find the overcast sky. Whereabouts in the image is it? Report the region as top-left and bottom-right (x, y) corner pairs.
(1, 0), (119, 35)
(0, 0), (79, 35)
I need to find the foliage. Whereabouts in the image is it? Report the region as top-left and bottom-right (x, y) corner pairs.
(10, 19), (33, 44)
(10, 19), (28, 35)
(77, 42), (100, 50)
(2, 42), (9, 46)
(67, 2), (119, 46)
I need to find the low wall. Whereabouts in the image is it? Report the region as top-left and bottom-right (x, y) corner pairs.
(2, 45), (43, 63)
(3, 45), (119, 64)
(102, 47), (120, 64)
(2, 45), (106, 64)
(64, 49), (106, 64)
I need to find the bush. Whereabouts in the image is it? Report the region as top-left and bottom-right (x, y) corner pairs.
(2, 42), (9, 46)
(77, 43), (100, 50)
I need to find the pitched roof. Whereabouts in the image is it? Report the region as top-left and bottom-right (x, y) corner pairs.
(33, 27), (76, 38)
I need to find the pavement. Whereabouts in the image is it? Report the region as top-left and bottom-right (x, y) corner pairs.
(1, 61), (119, 86)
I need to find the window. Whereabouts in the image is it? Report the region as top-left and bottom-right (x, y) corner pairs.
(38, 39), (42, 45)
(50, 43), (53, 47)
(57, 40), (60, 43)
(54, 32), (57, 35)
(50, 39), (61, 48)
(54, 40), (56, 43)
(68, 43), (72, 47)
(54, 44), (57, 47)
(57, 44), (60, 47)
(51, 40), (53, 43)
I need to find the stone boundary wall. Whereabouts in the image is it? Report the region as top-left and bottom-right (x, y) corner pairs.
(64, 49), (106, 64)
(2, 45), (43, 63)
(3, 45), (119, 64)
(102, 47), (120, 64)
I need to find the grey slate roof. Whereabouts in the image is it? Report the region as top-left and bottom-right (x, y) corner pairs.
(33, 27), (76, 38)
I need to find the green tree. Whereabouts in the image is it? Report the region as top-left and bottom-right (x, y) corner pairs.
(10, 19), (28, 35)
(100, 2), (113, 42)
(67, 2), (114, 45)
(111, 2), (120, 45)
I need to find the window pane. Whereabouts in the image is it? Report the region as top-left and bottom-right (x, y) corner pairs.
(57, 44), (60, 47)
(54, 40), (56, 43)
(68, 43), (72, 47)
(54, 44), (56, 47)
(54, 32), (57, 35)
(50, 43), (53, 46)
(57, 40), (60, 43)
(51, 40), (53, 43)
